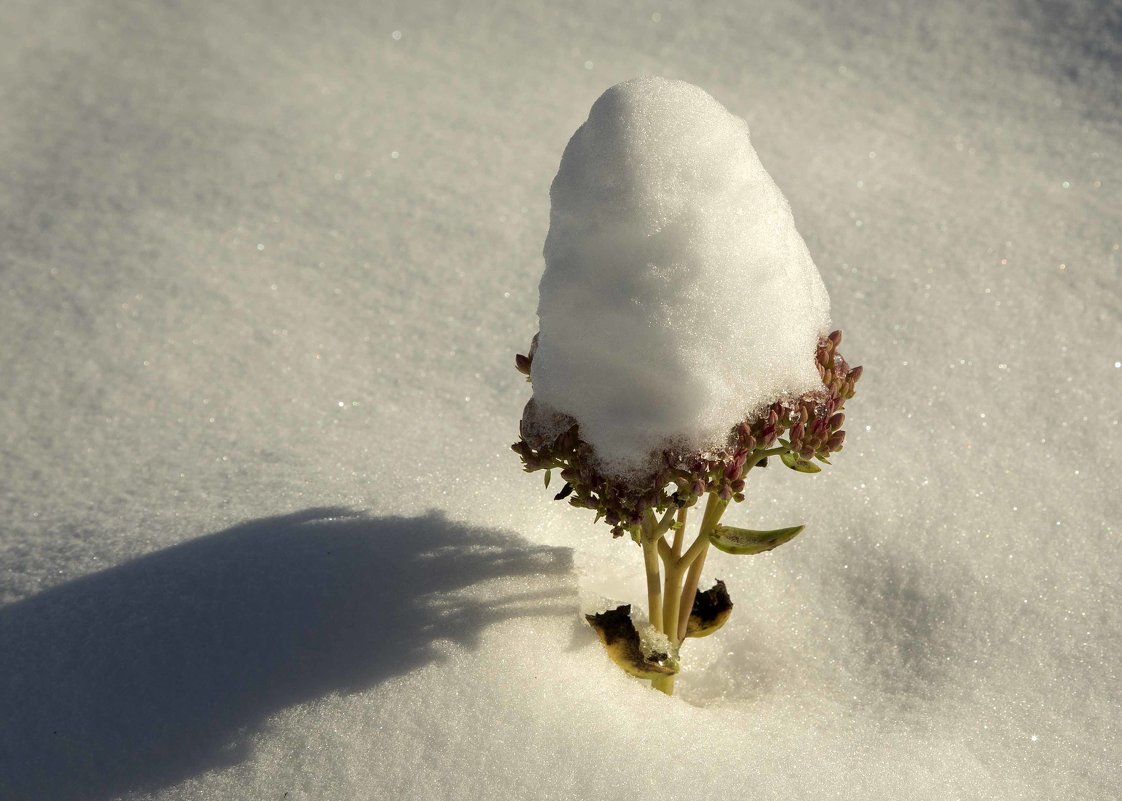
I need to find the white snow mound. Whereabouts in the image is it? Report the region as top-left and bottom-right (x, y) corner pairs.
(531, 76), (831, 477)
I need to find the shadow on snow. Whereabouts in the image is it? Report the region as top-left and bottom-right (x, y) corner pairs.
(0, 508), (576, 801)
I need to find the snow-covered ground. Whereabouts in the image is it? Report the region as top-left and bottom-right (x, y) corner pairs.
(1, 1), (1119, 798)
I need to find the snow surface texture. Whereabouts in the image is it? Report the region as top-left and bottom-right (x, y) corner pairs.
(533, 77), (829, 475)
(1, 1), (1120, 800)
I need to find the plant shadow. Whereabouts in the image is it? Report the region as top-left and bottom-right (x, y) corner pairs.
(0, 508), (576, 801)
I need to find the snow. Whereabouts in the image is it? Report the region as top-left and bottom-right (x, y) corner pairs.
(532, 77), (830, 476)
(1, 1), (1120, 800)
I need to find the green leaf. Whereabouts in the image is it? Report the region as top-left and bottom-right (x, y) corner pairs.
(709, 523), (805, 555)
(544, 469), (552, 488)
(781, 451), (821, 473)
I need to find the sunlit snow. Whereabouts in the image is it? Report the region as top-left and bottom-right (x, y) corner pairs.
(1, 1), (1119, 800)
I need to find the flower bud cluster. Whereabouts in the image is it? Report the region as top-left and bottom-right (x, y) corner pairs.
(781, 329), (859, 462)
(512, 331), (862, 538)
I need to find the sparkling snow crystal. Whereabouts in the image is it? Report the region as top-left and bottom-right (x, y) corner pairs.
(530, 77), (831, 477)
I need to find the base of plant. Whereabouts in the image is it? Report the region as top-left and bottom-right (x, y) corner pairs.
(585, 605), (679, 680)
(588, 492), (745, 694)
(586, 575), (733, 694)
(517, 331), (862, 696)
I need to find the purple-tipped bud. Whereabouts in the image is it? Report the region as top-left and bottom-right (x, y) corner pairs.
(829, 330), (843, 346)
(515, 353), (532, 375)
(799, 445), (816, 459)
(828, 412), (845, 430)
(719, 485), (733, 501)
(827, 430), (846, 450)
(790, 423), (805, 443)
(848, 365), (863, 383)
(731, 478), (745, 492)
(692, 479), (707, 496)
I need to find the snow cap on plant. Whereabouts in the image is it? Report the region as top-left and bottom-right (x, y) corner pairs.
(528, 76), (831, 480)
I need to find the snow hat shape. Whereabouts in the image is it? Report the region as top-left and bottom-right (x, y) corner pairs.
(531, 77), (830, 478)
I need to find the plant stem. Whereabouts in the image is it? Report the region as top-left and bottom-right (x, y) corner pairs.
(746, 446), (786, 469)
(676, 545), (708, 642)
(640, 524), (664, 634)
(676, 493), (728, 642)
(661, 506), (688, 643)
(671, 506), (687, 558)
(644, 451), (782, 694)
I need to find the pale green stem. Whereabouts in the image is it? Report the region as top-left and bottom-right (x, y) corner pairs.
(746, 446), (786, 470)
(672, 506), (687, 558)
(676, 493), (728, 642)
(640, 512), (663, 634)
(661, 505), (689, 643)
(654, 506), (676, 535)
(676, 545), (709, 642)
(648, 452), (781, 693)
(678, 493), (723, 570)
